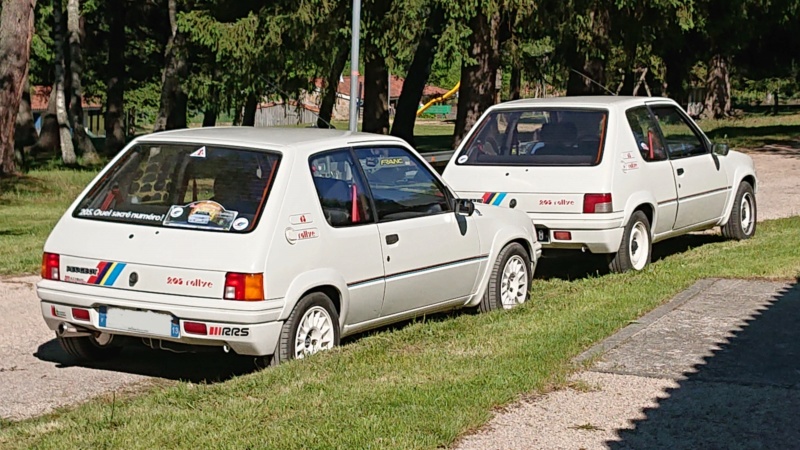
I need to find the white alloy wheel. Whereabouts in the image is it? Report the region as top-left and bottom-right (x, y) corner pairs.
(294, 306), (335, 359)
(500, 255), (529, 309)
(740, 191), (755, 235)
(628, 220), (650, 271)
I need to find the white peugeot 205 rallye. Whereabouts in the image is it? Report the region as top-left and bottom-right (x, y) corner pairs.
(38, 127), (540, 365)
(443, 96), (757, 272)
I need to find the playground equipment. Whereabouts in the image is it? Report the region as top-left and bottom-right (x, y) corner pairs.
(416, 82), (460, 116)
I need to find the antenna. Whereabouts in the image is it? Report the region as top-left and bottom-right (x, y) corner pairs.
(569, 69), (616, 96)
(259, 76), (336, 129)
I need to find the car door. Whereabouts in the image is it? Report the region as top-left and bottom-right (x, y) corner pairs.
(309, 150), (385, 326)
(353, 146), (481, 318)
(624, 106), (678, 236)
(649, 104), (729, 230)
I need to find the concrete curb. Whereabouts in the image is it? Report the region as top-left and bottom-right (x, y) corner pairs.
(573, 278), (719, 365)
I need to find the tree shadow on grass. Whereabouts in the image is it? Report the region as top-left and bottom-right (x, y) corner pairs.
(606, 279), (800, 449)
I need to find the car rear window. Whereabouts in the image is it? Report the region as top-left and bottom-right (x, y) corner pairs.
(73, 143), (280, 232)
(455, 108), (608, 166)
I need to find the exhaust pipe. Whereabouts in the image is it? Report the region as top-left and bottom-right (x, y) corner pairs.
(222, 344), (231, 353)
(57, 322), (92, 338)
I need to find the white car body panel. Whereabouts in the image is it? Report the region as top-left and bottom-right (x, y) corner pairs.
(37, 128), (539, 357)
(443, 96), (757, 254)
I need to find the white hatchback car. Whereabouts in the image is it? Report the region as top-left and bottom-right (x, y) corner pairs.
(443, 96), (757, 272)
(37, 128), (540, 364)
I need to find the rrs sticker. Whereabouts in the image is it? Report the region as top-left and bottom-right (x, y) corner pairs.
(208, 326), (250, 337)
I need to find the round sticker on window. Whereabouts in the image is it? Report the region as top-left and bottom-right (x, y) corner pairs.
(232, 217), (249, 231)
(457, 155), (468, 164)
(170, 207), (184, 218)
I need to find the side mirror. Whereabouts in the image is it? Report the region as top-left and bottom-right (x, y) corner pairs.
(455, 198), (475, 217)
(713, 143), (730, 156)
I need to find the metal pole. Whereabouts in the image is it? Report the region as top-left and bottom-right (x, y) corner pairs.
(349, 0), (361, 132)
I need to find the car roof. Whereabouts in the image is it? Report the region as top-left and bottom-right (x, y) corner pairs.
(135, 127), (408, 154)
(492, 95), (678, 110)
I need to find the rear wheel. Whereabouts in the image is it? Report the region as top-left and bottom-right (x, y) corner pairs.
(478, 243), (532, 313)
(57, 332), (122, 362)
(609, 211), (652, 273)
(271, 292), (340, 365)
(722, 182), (757, 240)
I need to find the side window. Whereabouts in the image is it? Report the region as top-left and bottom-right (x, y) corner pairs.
(625, 107), (667, 162)
(650, 106), (708, 159)
(309, 150), (374, 227)
(354, 147), (451, 222)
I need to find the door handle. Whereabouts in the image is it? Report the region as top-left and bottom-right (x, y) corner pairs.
(386, 234), (399, 245)
(676, 168), (685, 175)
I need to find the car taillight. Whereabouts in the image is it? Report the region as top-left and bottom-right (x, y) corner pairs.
(71, 308), (90, 321)
(41, 253), (60, 280)
(184, 322), (208, 335)
(583, 193), (613, 213)
(224, 273), (264, 301)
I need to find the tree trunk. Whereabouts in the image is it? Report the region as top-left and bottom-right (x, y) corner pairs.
(53, 0), (77, 165)
(390, 4), (446, 144)
(317, 44), (349, 129)
(772, 91), (779, 115)
(703, 53), (732, 119)
(241, 93), (257, 126)
(15, 75), (37, 170)
(662, 44), (690, 105)
(153, 0), (188, 132)
(509, 66), (521, 100)
(453, 9), (501, 148)
(202, 106), (217, 127)
(0, 0), (37, 176)
(104, 0), (126, 154)
(67, 0), (100, 165)
(362, 45), (389, 134)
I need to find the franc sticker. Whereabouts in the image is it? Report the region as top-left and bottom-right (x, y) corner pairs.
(232, 217), (249, 231)
(457, 155), (469, 164)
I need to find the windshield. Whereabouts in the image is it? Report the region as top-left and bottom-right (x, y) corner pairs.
(455, 108), (608, 166)
(74, 143), (281, 233)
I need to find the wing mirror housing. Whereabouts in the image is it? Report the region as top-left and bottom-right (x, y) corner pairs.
(455, 198), (475, 217)
(713, 143), (730, 156)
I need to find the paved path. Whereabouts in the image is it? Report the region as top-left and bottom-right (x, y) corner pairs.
(457, 278), (800, 449)
(0, 276), (258, 421)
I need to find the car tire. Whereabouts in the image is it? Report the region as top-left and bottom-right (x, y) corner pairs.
(272, 292), (340, 365)
(57, 332), (122, 362)
(722, 182), (757, 240)
(609, 211), (652, 273)
(479, 243), (532, 313)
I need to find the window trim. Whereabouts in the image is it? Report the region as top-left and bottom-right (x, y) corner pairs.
(624, 106), (670, 164)
(71, 142), (282, 234)
(646, 103), (711, 160)
(352, 144), (455, 224)
(308, 147), (378, 228)
(454, 107), (611, 167)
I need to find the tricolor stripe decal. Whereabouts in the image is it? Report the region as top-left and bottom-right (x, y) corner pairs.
(481, 192), (507, 206)
(87, 261), (127, 286)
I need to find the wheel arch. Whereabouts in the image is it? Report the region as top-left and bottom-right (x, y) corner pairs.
(466, 227), (537, 308)
(720, 169), (758, 226)
(621, 192), (657, 237)
(280, 270), (349, 327)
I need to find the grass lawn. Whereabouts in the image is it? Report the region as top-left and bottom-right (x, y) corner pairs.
(1, 217), (799, 449)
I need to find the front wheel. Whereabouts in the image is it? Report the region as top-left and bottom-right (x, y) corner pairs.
(478, 243), (532, 313)
(722, 182), (757, 240)
(57, 332), (122, 362)
(271, 292), (340, 365)
(609, 211), (652, 273)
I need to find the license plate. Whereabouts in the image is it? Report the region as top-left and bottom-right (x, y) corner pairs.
(99, 306), (180, 338)
(536, 227), (550, 243)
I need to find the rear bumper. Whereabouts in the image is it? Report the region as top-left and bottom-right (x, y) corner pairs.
(37, 281), (285, 356)
(531, 214), (625, 254)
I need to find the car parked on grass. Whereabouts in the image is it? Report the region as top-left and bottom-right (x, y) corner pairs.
(443, 96), (757, 272)
(37, 128), (540, 365)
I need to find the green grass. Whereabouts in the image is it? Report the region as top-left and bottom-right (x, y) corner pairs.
(0, 170), (98, 275)
(1, 217), (799, 449)
(700, 111), (800, 151)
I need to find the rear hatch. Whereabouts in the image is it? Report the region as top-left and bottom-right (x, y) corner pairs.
(48, 142), (282, 299)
